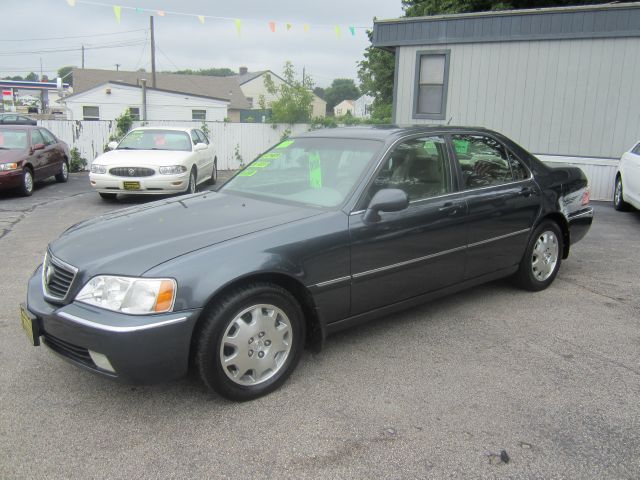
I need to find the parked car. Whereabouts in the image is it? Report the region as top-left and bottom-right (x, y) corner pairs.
(0, 113), (37, 126)
(89, 126), (217, 200)
(0, 125), (70, 196)
(22, 126), (593, 400)
(613, 141), (640, 211)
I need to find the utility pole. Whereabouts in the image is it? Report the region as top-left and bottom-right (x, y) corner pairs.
(81, 45), (85, 69)
(140, 78), (147, 121)
(302, 66), (306, 85)
(40, 57), (43, 80)
(115, 64), (121, 71)
(150, 16), (157, 88)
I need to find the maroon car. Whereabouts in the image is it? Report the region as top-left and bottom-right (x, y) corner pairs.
(0, 125), (70, 196)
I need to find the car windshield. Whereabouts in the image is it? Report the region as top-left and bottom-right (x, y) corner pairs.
(222, 137), (382, 208)
(117, 129), (192, 152)
(0, 129), (28, 149)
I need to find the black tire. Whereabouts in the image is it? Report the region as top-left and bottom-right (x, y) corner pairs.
(187, 168), (197, 194)
(55, 160), (69, 183)
(210, 158), (218, 185)
(20, 168), (34, 196)
(195, 283), (306, 401)
(99, 192), (117, 200)
(613, 175), (630, 211)
(514, 221), (563, 292)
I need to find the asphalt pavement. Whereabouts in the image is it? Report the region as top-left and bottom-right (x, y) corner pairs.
(1, 173), (639, 479)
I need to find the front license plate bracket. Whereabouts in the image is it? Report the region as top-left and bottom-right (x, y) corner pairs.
(20, 304), (40, 346)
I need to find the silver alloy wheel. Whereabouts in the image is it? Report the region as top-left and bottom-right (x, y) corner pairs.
(61, 162), (68, 179)
(220, 304), (292, 386)
(24, 170), (33, 193)
(614, 178), (622, 205)
(531, 230), (559, 281)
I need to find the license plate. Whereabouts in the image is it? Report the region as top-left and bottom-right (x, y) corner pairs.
(20, 305), (40, 346)
(123, 181), (141, 190)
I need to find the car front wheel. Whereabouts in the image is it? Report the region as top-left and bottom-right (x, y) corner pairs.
(20, 168), (34, 196)
(613, 176), (629, 211)
(514, 221), (563, 291)
(210, 159), (217, 185)
(195, 283), (305, 401)
(187, 168), (197, 194)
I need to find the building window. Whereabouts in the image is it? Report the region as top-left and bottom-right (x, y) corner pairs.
(364, 104), (372, 115)
(413, 50), (450, 120)
(192, 109), (206, 121)
(246, 97), (254, 108)
(128, 107), (140, 121)
(336, 108), (342, 116)
(82, 106), (100, 121)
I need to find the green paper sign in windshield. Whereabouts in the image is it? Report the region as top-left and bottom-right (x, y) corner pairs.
(453, 139), (470, 154)
(308, 152), (322, 189)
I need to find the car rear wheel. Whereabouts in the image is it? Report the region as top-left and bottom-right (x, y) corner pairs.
(20, 168), (34, 196)
(210, 159), (217, 185)
(99, 192), (117, 200)
(55, 161), (69, 183)
(195, 283), (305, 401)
(514, 221), (562, 291)
(613, 176), (630, 211)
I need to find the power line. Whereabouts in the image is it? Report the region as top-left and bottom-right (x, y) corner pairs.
(0, 29), (147, 42)
(0, 40), (147, 56)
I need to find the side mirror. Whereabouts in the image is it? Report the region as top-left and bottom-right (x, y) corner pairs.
(364, 188), (409, 223)
(194, 142), (208, 151)
(107, 141), (118, 150)
(32, 143), (45, 151)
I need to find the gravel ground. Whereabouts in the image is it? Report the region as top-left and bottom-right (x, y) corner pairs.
(1, 173), (639, 479)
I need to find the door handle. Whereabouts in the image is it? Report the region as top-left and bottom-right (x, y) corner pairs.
(438, 202), (462, 215)
(520, 186), (534, 197)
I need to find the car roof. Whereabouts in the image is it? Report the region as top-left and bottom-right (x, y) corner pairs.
(294, 125), (501, 141)
(131, 126), (195, 133)
(0, 124), (37, 131)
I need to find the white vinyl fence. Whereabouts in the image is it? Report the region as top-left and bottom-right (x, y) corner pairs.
(37, 120), (619, 200)
(37, 120), (311, 171)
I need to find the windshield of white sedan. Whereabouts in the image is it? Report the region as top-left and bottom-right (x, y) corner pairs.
(223, 138), (382, 207)
(117, 130), (191, 152)
(0, 129), (28, 149)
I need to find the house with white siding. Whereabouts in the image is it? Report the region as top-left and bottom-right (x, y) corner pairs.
(372, 2), (640, 200)
(63, 82), (228, 122)
(354, 94), (374, 118)
(333, 99), (355, 117)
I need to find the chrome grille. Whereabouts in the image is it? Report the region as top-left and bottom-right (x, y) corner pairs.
(42, 252), (78, 302)
(109, 167), (155, 177)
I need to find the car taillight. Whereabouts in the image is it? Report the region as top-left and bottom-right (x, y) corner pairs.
(581, 188), (590, 206)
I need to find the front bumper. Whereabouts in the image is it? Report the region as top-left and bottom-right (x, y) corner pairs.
(0, 169), (23, 190)
(567, 206), (594, 245)
(89, 172), (189, 194)
(25, 266), (202, 384)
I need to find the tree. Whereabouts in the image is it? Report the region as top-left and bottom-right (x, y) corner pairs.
(313, 87), (326, 99)
(359, 0), (615, 122)
(323, 79), (360, 114)
(24, 72), (39, 81)
(57, 66), (75, 86)
(261, 61), (314, 124)
(173, 67), (236, 77)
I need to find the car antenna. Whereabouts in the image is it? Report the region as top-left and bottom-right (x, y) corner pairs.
(447, 116), (453, 125)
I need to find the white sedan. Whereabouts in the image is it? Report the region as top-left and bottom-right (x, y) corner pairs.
(614, 141), (640, 211)
(90, 126), (217, 200)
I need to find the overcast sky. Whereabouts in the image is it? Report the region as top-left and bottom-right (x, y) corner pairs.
(1, 0), (403, 88)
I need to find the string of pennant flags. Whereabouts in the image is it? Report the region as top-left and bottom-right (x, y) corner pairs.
(65, 0), (367, 38)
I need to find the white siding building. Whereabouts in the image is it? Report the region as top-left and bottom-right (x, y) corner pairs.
(354, 94), (374, 118)
(333, 99), (355, 117)
(373, 3), (640, 200)
(64, 82), (228, 122)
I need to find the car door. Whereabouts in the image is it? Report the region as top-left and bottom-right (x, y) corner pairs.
(39, 128), (63, 175)
(189, 130), (205, 182)
(624, 143), (640, 204)
(349, 135), (468, 315)
(450, 133), (540, 279)
(196, 129), (214, 177)
(28, 129), (52, 180)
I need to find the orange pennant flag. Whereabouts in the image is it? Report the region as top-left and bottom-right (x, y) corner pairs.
(157, 10), (165, 16)
(268, 21), (276, 32)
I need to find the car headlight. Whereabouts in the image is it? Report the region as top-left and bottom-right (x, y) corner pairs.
(91, 164), (107, 174)
(159, 165), (187, 175)
(76, 276), (176, 314)
(0, 163), (18, 171)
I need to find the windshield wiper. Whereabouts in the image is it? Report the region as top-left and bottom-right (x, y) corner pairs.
(117, 146), (138, 150)
(0, 146), (10, 149)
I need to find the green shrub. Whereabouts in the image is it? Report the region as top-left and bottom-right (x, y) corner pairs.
(69, 147), (87, 172)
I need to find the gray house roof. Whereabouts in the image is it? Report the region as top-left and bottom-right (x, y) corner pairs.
(373, 2), (640, 48)
(232, 70), (267, 85)
(64, 81), (230, 103)
(73, 68), (250, 109)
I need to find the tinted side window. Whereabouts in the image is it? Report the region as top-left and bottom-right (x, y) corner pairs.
(190, 130), (199, 145)
(632, 143), (640, 155)
(40, 129), (56, 145)
(452, 134), (512, 189)
(508, 151), (529, 181)
(196, 130), (209, 145)
(368, 136), (452, 202)
(31, 129), (45, 146)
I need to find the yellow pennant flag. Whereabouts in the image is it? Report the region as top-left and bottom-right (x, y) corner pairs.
(66, 0), (76, 6)
(303, 24), (310, 32)
(198, 15), (205, 24)
(234, 19), (242, 35)
(286, 23), (292, 31)
(334, 25), (341, 38)
(113, 5), (121, 24)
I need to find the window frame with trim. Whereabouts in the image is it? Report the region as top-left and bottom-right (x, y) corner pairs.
(192, 109), (206, 121)
(82, 106), (100, 121)
(413, 49), (451, 121)
(128, 107), (140, 121)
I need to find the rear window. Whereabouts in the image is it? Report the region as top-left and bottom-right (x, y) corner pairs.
(0, 129), (28, 149)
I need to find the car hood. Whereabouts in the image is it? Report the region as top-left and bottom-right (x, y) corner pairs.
(0, 149), (27, 162)
(49, 192), (321, 277)
(95, 149), (193, 167)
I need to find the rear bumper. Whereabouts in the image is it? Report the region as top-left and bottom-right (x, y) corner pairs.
(89, 172), (189, 194)
(0, 169), (23, 190)
(25, 266), (202, 384)
(567, 206), (594, 245)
